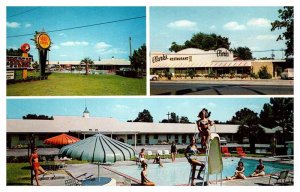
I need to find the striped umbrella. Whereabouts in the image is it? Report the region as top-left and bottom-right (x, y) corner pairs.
(59, 134), (135, 178)
(44, 133), (80, 146)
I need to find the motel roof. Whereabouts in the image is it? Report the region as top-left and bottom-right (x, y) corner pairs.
(48, 58), (130, 66)
(7, 116), (280, 135)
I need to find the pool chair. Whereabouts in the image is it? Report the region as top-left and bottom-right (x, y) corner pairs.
(157, 150), (163, 156)
(163, 150), (170, 159)
(269, 170), (289, 185)
(236, 147), (247, 157)
(147, 151), (153, 156)
(64, 170), (93, 186)
(221, 147), (231, 157)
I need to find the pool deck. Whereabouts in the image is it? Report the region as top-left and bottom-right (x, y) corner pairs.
(36, 156), (293, 186)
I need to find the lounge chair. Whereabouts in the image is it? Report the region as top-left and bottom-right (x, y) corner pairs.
(64, 170), (93, 186)
(157, 150), (163, 155)
(163, 150), (170, 159)
(147, 151), (153, 156)
(236, 147), (247, 157)
(221, 147), (231, 157)
(269, 170), (289, 185)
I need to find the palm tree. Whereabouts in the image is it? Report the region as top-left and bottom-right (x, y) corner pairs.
(80, 57), (94, 76)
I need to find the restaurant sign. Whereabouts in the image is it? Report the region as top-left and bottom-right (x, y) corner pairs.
(152, 54), (192, 63)
(34, 32), (51, 50)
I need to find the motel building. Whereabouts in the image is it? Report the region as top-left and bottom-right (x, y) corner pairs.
(7, 108), (282, 150)
(47, 57), (130, 74)
(150, 48), (289, 78)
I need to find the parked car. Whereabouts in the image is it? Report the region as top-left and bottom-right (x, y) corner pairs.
(220, 137), (227, 145)
(150, 74), (159, 81)
(242, 137), (249, 144)
(281, 68), (294, 80)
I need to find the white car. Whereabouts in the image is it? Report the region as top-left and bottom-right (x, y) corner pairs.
(150, 74), (159, 81)
(281, 68), (294, 80)
(220, 137), (227, 145)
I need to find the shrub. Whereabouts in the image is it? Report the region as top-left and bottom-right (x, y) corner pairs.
(187, 69), (195, 79)
(250, 72), (259, 79)
(258, 66), (272, 79)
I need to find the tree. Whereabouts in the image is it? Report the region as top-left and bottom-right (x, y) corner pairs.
(258, 66), (272, 79)
(232, 47), (253, 60)
(259, 98), (293, 154)
(6, 48), (34, 59)
(169, 112), (179, 123)
(179, 116), (191, 123)
(133, 109), (153, 122)
(231, 108), (263, 153)
(169, 33), (230, 52)
(130, 44), (146, 72)
(80, 57), (94, 76)
(271, 7), (294, 57)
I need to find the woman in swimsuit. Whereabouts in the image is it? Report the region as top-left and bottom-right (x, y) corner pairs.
(171, 141), (177, 162)
(153, 153), (163, 167)
(185, 137), (205, 186)
(29, 147), (46, 186)
(141, 162), (155, 186)
(250, 159), (265, 177)
(197, 108), (213, 149)
(139, 148), (146, 163)
(227, 161), (247, 180)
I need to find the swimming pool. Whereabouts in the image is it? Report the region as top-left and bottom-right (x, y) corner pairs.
(113, 158), (293, 186)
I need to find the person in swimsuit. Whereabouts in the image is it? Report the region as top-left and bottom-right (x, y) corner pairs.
(153, 153), (163, 167)
(250, 159), (265, 177)
(29, 147), (47, 186)
(141, 162), (155, 186)
(138, 148), (146, 165)
(185, 137), (205, 186)
(227, 161), (247, 180)
(171, 141), (177, 162)
(197, 108), (213, 149)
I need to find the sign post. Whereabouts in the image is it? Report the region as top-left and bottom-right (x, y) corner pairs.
(33, 32), (51, 77)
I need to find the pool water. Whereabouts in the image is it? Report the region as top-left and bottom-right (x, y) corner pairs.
(114, 158), (293, 186)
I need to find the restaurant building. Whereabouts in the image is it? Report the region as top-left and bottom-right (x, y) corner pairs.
(150, 48), (288, 78)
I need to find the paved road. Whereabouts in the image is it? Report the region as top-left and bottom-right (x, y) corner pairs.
(150, 80), (293, 95)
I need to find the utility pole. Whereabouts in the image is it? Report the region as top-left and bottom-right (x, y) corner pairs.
(166, 112), (171, 121)
(129, 37), (132, 58)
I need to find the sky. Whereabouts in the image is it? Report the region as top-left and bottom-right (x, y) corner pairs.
(7, 6), (146, 61)
(150, 7), (286, 59)
(7, 98), (271, 122)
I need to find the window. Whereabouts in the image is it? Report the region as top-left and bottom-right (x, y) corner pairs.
(127, 134), (133, 140)
(175, 135), (179, 143)
(145, 135), (149, 144)
(95, 129), (98, 132)
(19, 135), (26, 141)
(89, 129), (92, 131)
(154, 134), (158, 139)
(137, 135), (141, 144)
(182, 134), (187, 144)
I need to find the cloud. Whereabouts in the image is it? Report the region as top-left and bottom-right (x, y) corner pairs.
(247, 18), (271, 27)
(94, 42), (126, 55)
(256, 35), (277, 40)
(59, 33), (66, 36)
(7, 22), (21, 28)
(167, 20), (198, 31)
(25, 23), (31, 28)
(60, 41), (89, 46)
(60, 54), (67, 57)
(210, 25), (216, 30)
(51, 45), (60, 49)
(94, 42), (112, 52)
(223, 21), (246, 31)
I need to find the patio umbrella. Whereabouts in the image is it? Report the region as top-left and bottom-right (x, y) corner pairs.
(44, 133), (80, 146)
(59, 134), (135, 179)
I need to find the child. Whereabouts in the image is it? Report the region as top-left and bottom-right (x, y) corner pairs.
(141, 162), (155, 186)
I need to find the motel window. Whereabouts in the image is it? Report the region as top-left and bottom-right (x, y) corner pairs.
(137, 135), (141, 144)
(95, 129), (98, 132)
(19, 135), (27, 141)
(182, 134), (187, 144)
(154, 134), (158, 139)
(127, 134), (133, 140)
(175, 135), (178, 143)
(38, 135), (47, 140)
(145, 135), (149, 144)
(89, 129), (92, 131)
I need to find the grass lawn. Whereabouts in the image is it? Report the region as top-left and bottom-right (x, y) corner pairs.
(7, 73), (146, 96)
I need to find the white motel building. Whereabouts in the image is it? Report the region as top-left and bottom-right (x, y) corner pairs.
(150, 48), (290, 78)
(7, 108), (282, 149)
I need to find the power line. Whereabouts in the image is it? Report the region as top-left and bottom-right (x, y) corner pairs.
(7, 7), (39, 18)
(7, 15), (146, 38)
